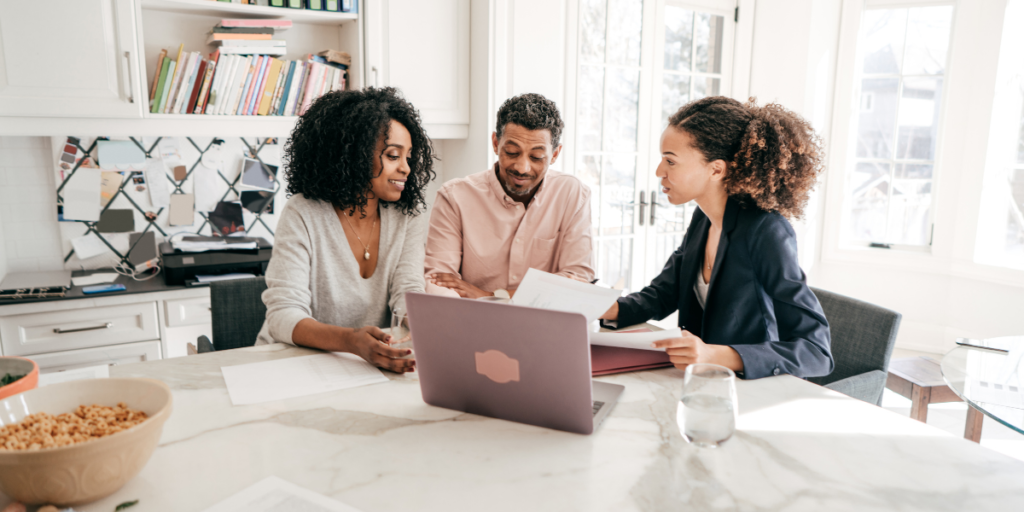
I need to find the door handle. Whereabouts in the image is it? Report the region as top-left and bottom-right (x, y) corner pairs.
(638, 191), (646, 226)
(650, 189), (658, 225)
(371, 66), (379, 87)
(54, 322), (113, 334)
(123, 51), (134, 104)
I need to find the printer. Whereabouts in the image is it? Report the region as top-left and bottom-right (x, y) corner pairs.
(160, 236), (273, 286)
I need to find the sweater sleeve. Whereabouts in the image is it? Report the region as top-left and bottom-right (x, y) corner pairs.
(728, 215), (834, 379)
(261, 200), (316, 344)
(389, 212), (428, 315)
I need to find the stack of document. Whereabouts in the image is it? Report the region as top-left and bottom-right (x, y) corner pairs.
(172, 238), (258, 253)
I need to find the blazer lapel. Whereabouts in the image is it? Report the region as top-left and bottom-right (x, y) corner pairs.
(677, 209), (709, 331)
(702, 198), (739, 329)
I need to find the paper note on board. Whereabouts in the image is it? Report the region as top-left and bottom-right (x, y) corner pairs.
(511, 268), (621, 323)
(145, 159), (171, 208)
(169, 193), (195, 226)
(62, 168), (102, 221)
(70, 234), (109, 260)
(96, 140), (146, 169)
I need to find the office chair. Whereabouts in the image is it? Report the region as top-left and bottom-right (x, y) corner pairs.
(196, 276), (268, 352)
(807, 287), (902, 405)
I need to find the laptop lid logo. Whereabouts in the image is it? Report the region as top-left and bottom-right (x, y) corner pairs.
(475, 350), (520, 384)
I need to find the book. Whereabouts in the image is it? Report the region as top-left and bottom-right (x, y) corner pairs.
(228, 56), (252, 115)
(164, 44), (185, 113)
(218, 46), (287, 56)
(204, 53), (227, 114)
(308, 0), (323, 10)
(212, 27), (275, 35)
(293, 61), (313, 116)
(216, 39), (287, 47)
(220, 19), (292, 29)
(167, 51), (194, 113)
(179, 54), (202, 114)
(326, 0), (339, 11)
(269, 61), (289, 115)
(237, 56), (260, 115)
(274, 61), (295, 115)
(207, 33), (273, 43)
(317, 50), (352, 67)
(243, 56), (265, 116)
(270, 0), (285, 6)
(195, 54), (217, 114)
(287, 0), (302, 8)
(149, 49), (167, 104)
(176, 52), (201, 113)
(258, 58), (283, 115)
(151, 56), (171, 114)
(286, 62), (307, 116)
(157, 60), (176, 114)
(248, 56), (273, 115)
(217, 55), (240, 115)
(298, 62), (320, 115)
(186, 58), (207, 114)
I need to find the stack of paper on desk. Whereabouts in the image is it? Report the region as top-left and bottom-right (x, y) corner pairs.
(203, 476), (363, 512)
(221, 353), (388, 406)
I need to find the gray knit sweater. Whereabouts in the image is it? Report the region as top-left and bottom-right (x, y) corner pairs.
(255, 193), (426, 345)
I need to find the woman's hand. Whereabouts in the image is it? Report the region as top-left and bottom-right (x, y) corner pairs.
(344, 326), (416, 374)
(427, 273), (492, 299)
(600, 302), (619, 321)
(652, 331), (743, 373)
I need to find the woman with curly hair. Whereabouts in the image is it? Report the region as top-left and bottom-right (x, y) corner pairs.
(601, 96), (833, 379)
(255, 87), (435, 374)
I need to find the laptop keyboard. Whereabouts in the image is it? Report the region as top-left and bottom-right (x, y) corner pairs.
(592, 401), (605, 417)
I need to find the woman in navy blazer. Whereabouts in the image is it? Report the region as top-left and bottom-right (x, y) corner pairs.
(601, 97), (833, 380)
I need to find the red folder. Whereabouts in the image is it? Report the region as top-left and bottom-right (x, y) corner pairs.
(591, 328), (673, 376)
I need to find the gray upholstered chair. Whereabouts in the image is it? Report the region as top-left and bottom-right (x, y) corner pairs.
(196, 276), (268, 352)
(807, 287), (902, 405)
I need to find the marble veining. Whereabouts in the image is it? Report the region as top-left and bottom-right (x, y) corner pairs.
(3, 345), (1023, 511)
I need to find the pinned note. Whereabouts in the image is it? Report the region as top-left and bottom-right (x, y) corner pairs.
(97, 140), (146, 169)
(62, 168), (102, 222)
(169, 193), (195, 226)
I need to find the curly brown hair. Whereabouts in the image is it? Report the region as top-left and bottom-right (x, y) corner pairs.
(668, 96), (824, 219)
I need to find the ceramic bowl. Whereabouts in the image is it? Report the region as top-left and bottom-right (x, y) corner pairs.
(0, 378), (173, 506)
(0, 357), (38, 401)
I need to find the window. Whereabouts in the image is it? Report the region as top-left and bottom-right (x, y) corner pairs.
(841, 5), (953, 247)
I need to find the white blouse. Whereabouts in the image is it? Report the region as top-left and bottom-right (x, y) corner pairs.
(694, 266), (709, 309)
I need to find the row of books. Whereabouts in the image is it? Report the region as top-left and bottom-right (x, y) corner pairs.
(217, 0), (358, 12)
(209, 18), (290, 55)
(148, 46), (351, 117)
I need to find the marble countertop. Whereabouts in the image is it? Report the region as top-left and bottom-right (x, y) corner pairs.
(13, 344), (1024, 511)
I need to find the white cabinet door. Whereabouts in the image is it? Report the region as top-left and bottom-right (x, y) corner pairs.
(365, 0), (469, 132)
(0, 0), (142, 117)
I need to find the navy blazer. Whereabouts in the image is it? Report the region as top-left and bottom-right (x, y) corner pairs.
(615, 198), (834, 380)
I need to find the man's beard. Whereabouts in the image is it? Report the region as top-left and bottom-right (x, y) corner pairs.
(502, 170), (540, 197)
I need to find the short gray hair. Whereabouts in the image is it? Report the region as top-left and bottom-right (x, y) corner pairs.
(495, 93), (564, 148)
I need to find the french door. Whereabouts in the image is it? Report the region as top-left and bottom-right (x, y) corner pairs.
(572, 0), (743, 293)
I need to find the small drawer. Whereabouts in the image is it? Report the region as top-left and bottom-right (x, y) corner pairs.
(32, 341), (162, 373)
(0, 302), (160, 356)
(165, 296), (212, 328)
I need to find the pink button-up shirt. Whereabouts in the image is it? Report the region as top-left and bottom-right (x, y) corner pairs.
(425, 166), (595, 291)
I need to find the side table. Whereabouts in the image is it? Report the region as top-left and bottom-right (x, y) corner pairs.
(886, 356), (984, 442)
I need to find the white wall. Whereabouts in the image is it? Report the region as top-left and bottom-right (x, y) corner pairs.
(0, 136), (64, 276)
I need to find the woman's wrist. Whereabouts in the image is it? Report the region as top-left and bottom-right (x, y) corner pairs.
(707, 344), (744, 372)
(600, 301), (620, 321)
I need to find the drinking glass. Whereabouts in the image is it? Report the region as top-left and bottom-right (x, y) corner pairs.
(390, 306), (411, 344)
(677, 363), (737, 448)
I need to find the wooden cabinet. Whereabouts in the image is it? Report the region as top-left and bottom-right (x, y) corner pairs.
(0, 0), (142, 118)
(364, 0), (470, 138)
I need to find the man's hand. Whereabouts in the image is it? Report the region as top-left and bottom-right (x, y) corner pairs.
(427, 273), (493, 299)
(344, 326), (415, 373)
(652, 331), (743, 373)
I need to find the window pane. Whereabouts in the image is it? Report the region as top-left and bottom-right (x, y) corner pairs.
(693, 76), (721, 100)
(662, 74), (690, 124)
(578, 65), (605, 152)
(894, 162), (933, 180)
(664, 6), (694, 72)
(896, 77), (943, 161)
(606, 0), (643, 66)
(654, 191), (688, 233)
(861, 9), (907, 75)
(694, 13), (724, 74)
(604, 68), (640, 152)
(856, 78), (899, 159)
(598, 238), (632, 291)
(577, 154), (601, 233)
(601, 155), (636, 236)
(903, 6), (953, 76)
(846, 162), (891, 241)
(580, 0), (607, 65)
(887, 179), (932, 244)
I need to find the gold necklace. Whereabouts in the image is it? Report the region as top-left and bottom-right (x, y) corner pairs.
(342, 211), (377, 260)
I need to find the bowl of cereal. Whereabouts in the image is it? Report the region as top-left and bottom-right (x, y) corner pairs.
(0, 377), (172, 506)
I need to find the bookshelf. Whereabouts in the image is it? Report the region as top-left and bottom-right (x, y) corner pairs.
(139, 0), (359, 26)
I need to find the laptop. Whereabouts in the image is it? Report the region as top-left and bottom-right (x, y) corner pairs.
(405, 292), (624, 435)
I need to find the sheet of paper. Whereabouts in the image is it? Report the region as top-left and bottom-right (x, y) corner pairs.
(196, 273), (257, 282)
(145, 159), (171, 208)
(70, 234), (109, 260)
(97, 140), (146, 170)
(62, 168), (102, 221)
(511, 268), (621, 322)
(221, 353), (388, 406)
(169, 193), (195, 226)
(38, 365), (110, 387)
(203, 476), (363, 512)
(99, 171), (122, 207)
(590, 328), (683, 352)
(71, 273), (120, 287)
(194, 162), (220, 212)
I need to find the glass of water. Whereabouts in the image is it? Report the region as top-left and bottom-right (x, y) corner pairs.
(390, 306), (411, 344)
(678, 363), (737, 448)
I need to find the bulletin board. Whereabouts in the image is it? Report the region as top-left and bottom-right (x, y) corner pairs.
(52, 136), (286, 271)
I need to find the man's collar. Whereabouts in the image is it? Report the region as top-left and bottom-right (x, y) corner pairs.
(488, 162), (550, 209)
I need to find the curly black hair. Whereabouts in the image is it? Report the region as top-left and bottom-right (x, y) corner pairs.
(284, 87), (436, 216)
(495, 93), (564, 148)
(668, 96), (825, 219)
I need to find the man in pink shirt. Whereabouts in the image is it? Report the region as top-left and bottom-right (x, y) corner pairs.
(425, 93), (595, 298)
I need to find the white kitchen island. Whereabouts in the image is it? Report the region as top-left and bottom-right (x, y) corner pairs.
(5, 343), (1024, 511)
